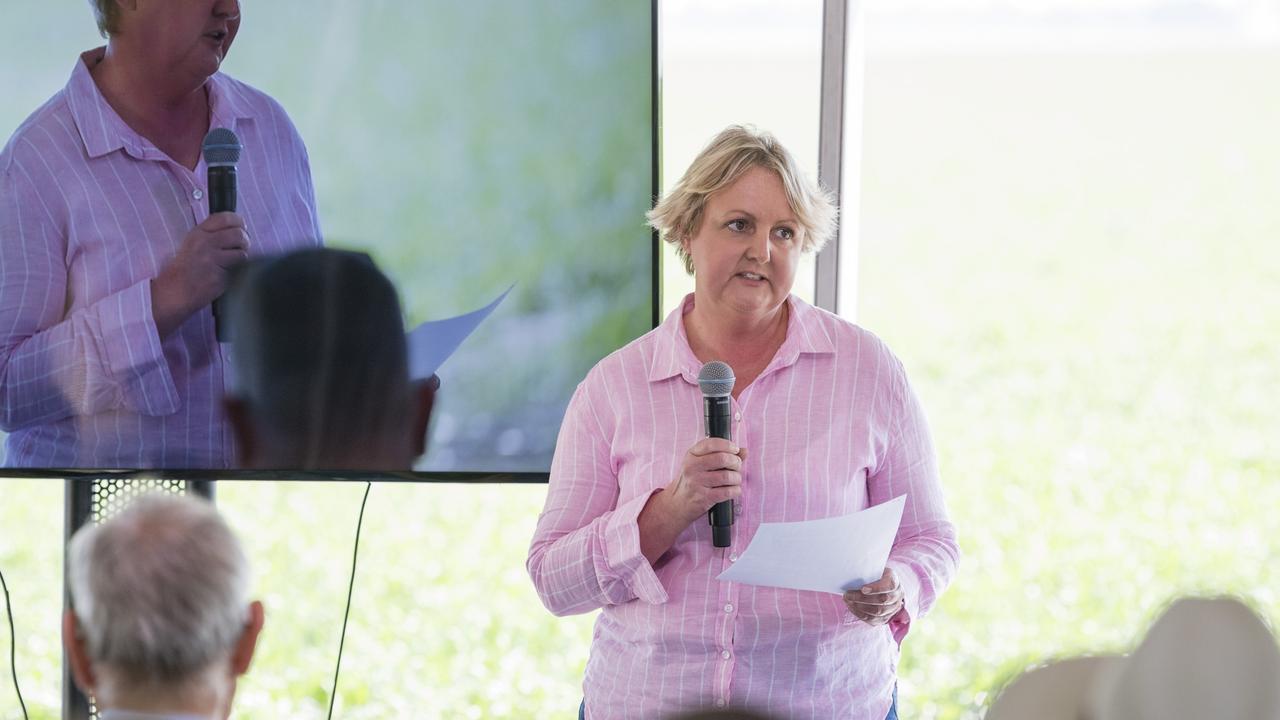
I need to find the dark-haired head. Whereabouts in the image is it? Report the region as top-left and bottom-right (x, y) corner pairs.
(224, 248), (433, 470)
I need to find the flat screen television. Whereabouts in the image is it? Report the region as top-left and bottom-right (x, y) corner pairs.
(0, 1), (658, 481)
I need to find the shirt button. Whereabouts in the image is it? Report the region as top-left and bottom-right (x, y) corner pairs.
(734, 412), (741, 422)
(193, 188), (204, 200)
(724, 603), (734, 614)
(721, 650), (732, 660)
(729, 553), (738, 562)
(715, 699), (727, 708)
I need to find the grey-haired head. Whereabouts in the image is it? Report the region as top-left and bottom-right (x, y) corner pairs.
(698, 361), (736, 398)
(65, 493), (263, 715)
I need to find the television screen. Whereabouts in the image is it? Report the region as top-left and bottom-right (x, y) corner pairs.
(0, 2), (656, 475)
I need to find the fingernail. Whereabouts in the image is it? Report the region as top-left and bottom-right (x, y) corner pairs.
(862, 588), (871, 595)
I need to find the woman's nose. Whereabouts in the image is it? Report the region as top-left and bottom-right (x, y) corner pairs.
(745, 230), (770, 263)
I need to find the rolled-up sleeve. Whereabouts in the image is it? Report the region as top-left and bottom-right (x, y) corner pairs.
(0, 159), (178, 432)
(527, 377), (668, 616)
(871, 357), (960, 645)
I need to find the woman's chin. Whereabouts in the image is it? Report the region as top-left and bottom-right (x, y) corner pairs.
(725, 291), (785, 317)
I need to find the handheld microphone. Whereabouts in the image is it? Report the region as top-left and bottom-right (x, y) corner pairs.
(698, 361), (736, 548)
(203, 128), (242, 341)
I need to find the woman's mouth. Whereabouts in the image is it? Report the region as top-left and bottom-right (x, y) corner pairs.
(736, 271), (767, 283)
(204, 30), (228, 43)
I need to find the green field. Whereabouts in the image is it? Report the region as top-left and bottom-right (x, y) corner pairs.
(4, 49), (1280, 719)
(858, 50), (1280, 718)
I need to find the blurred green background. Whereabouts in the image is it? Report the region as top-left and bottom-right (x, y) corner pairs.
(856, 49), (1280, 718)
(235, 2), (655, 474)
(5, 4), (1280, 720)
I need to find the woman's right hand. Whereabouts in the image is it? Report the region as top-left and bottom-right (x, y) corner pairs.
(638, 438), (747, 562)
(665, 438), (747, 526)
(151, 212), (251, 338)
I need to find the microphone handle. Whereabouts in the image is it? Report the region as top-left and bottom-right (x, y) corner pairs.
(705, 395), (734, 548)
(207, 166), (237, 214)
(208, 166), (237, 341)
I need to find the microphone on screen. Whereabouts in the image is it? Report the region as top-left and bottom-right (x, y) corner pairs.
(203, 128), (242, 342)
(698, 361), (736, 548)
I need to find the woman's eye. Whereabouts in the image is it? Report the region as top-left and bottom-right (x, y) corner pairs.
(726, 219), (749, 232)
(776, 227), (796, 242)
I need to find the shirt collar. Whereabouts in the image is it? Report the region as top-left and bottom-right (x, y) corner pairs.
(647, 293), (837, 385)
(64, 46), (251, 161)
(206, 68), (252, 131)
(646, 294), (701, 384)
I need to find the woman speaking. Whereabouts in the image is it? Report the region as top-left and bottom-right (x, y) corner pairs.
(0, 0), (321, 468)
(528, 126), (959, 719)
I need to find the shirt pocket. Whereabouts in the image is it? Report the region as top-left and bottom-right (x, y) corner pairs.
(844, 466), (870, 513)
(798, 465), (870, 520)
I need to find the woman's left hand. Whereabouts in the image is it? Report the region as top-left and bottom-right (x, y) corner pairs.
(844, 568), (907, 626)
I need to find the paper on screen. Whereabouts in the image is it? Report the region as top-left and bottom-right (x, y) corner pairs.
(407, 285), (511, 381)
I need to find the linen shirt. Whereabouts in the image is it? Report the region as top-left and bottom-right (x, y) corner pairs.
(99, 711), (211, 720)
(0, 48), (322, 468)
(528, 294), (959, 720)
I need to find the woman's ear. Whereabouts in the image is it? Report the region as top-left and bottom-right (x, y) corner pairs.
(409, 377), (437, 460)
(222, 396), (258, 469)
(678, 233), (697, 276)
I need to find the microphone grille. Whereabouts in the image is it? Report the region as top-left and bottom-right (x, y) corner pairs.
(697, 361), (735, 398)
(202, 127), (242, 166)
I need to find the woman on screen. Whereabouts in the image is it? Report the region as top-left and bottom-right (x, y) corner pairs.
(527, 125), (958, 719)
(0, 0), (320, 468)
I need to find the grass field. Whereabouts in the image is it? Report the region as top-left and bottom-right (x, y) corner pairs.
(858, 49), (1280, 718)
(4, 48), (1280, 719)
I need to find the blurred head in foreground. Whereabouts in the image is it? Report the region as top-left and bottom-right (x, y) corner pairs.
(64, 493), (262, 719)
(224, 247), (435, 470)
(986, 596), (1280, 720)
(1089, 596), (1280, 720)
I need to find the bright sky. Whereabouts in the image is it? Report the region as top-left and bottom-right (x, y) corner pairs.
(863, 0), (1268, 10)
(661, 0), (1280, 55)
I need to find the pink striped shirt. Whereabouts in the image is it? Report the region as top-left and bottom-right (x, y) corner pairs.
(0, 48), (321, 468)
(528, 294), (959, 719)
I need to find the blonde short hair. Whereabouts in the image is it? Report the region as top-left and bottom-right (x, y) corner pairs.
(648, 125), (837, 275)
(88, 0), (120, 38)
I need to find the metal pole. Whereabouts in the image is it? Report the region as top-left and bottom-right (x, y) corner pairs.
(816, 0), (866, 318)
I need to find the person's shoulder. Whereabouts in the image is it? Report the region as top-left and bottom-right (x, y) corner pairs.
(798, 299), (901, 366)
(214, 73), (301, 133)
(576, 323), (673, 399)
(1, 91), (73, 176)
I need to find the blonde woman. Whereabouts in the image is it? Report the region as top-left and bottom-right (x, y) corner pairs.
(529, 126), (959, 719)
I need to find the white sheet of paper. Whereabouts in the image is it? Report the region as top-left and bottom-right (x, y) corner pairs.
(407, 286), (511, 381)
(716, 495), (907, 595)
